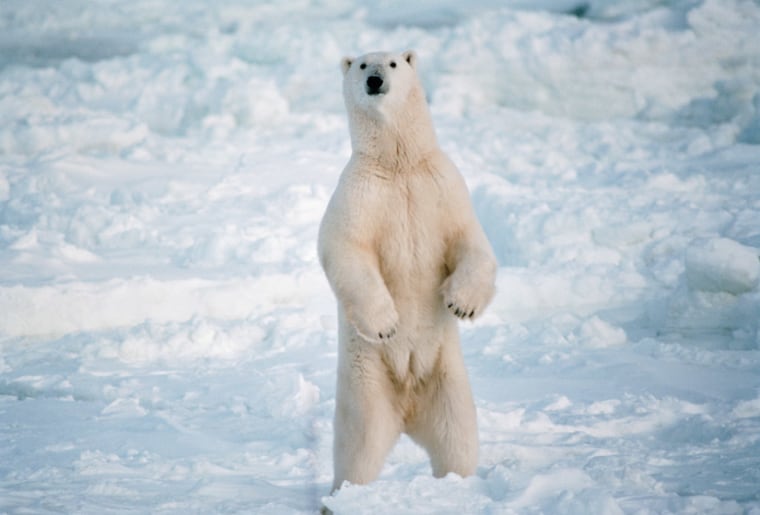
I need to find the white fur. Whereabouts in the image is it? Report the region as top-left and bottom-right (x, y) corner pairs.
(318, 50), (497, 492)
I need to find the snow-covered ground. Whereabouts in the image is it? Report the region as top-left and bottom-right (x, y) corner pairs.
(2, 0), (760, 513)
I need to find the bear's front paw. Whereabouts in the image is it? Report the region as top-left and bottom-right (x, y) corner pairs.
(446, 300), (475, 320)
(441, 274), (495, 321)
(349, 302), (399, 344)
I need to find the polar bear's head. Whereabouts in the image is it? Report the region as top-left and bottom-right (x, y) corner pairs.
(341, 50), (419, 118)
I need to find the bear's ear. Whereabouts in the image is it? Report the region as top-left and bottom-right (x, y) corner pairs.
(402, 50), (417, 69)
(341, 57), (353, 76)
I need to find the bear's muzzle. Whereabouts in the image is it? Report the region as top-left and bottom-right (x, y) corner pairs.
(366, 75), (386, 96)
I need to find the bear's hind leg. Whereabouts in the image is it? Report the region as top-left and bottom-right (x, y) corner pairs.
(332, 364), (402, 491)
(407, 355), (478, 478)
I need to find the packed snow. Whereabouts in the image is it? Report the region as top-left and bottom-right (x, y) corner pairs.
(1, 0), (760, 513)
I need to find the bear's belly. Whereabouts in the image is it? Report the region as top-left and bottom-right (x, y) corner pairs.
(378, 295), (453, 387)
(381, 341), (439, 388)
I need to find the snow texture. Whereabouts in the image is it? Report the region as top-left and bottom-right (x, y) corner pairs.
(1, 0), (760, 513)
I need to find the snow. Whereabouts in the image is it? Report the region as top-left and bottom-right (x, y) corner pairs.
(1, 0), (760, 513)
(685, 238), (760, 295)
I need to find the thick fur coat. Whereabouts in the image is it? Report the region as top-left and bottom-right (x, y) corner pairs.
(318, 50), (497, 491)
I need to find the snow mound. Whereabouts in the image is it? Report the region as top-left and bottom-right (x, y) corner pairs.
(577, 316), (627, 348)
(685, 238), (760, 294)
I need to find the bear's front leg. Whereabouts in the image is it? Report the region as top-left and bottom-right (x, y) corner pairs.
(346, 285), (399, 342)
(441, 236), (497, 320)
(320, 243), (399, 343)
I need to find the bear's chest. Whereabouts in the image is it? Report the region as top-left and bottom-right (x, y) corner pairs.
(371, 177), (449, 286)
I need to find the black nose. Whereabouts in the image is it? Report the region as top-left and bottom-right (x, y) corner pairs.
(366, 75), (383, 93)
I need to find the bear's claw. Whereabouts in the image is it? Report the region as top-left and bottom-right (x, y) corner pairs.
(448, 302), (475, 320)
(378, 327), (396, 340)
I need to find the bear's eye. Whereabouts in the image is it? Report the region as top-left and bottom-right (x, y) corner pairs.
(360, 63), (366, 70)
(390, 61), (396, 68)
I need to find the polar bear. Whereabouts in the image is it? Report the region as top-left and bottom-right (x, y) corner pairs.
(318, 50), (497, 492)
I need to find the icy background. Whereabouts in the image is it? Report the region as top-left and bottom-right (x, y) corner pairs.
(1, 0), (760, 513)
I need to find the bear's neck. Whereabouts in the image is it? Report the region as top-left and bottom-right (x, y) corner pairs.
(349, 87), (438, 173)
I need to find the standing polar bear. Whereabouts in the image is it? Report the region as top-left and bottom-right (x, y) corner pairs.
(318, 50), (497, 491)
